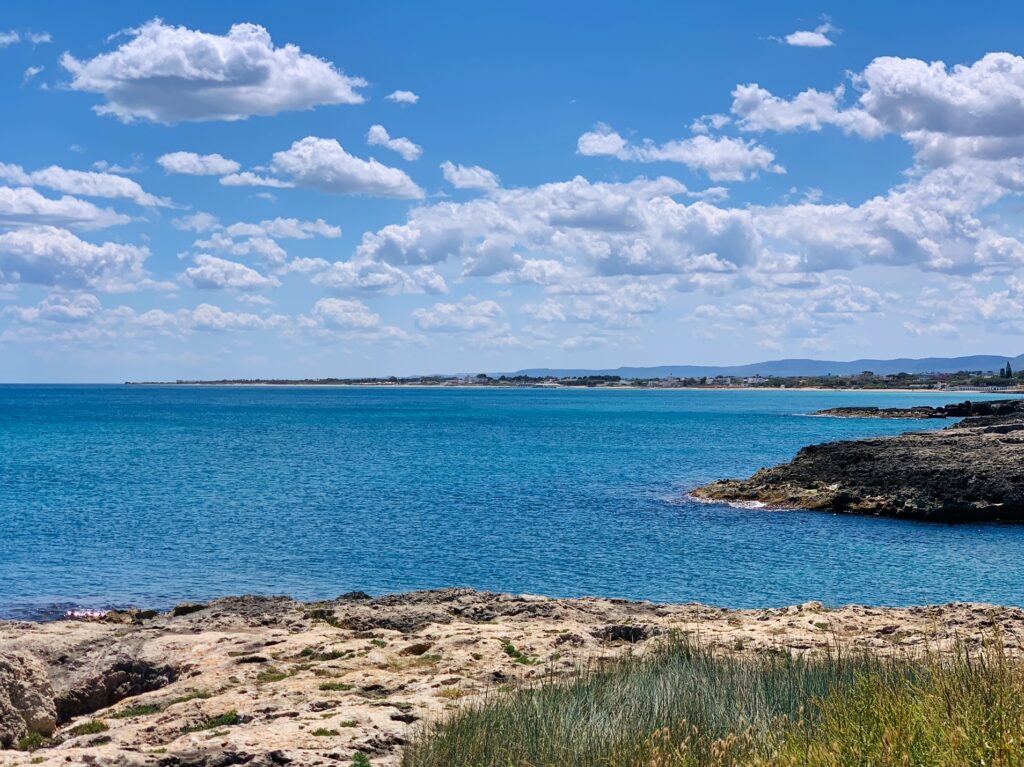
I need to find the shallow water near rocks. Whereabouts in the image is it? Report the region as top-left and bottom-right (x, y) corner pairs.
(2, 385), (1023, 617)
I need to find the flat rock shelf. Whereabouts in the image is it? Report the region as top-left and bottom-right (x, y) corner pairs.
(2, 590), (1023, 766)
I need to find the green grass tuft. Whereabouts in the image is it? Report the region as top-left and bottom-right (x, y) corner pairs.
(110, 703), (162, 718)
(16, 732), (49, 751)
(182, 710), (241, 733)
(69, 720), (109, 736)
(402, 634), (1024, 767)
(319, 681), (355, 692)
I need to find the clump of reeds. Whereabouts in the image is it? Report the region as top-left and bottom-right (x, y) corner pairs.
(401, 633), (1024, 767)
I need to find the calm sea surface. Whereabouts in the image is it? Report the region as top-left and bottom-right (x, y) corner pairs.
(2, 385), (1023, 618)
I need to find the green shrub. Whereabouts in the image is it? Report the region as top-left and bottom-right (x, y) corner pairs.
(319, 681), (355, 692)
(16, 732), (48, 751)
(182, 710), (241, 733)
(69, 720), (109, 736)
(110, 703), (162, 718)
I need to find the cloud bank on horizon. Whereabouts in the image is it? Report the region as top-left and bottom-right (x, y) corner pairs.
(3, 4), (1024, 380)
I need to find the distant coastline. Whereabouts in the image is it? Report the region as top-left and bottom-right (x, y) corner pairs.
(124, 378), (1024, 394)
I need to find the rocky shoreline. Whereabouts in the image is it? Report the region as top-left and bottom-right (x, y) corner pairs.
(693, 398), (1024, 521)
(3, 589), (1022, 766)
(811, 399), (1024, 419)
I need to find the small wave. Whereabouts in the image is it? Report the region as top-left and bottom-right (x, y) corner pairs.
(682, 493), (768, 510)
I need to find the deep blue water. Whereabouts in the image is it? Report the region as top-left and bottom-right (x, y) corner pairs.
(1, 385), (1023, 618)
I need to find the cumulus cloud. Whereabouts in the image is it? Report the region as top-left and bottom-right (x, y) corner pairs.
(5, 292), (102, 324)
(190, 302), (271, 331)
(224, 217), (341, 239)
(782, 22), (837, 48)
(733, 52), (1024, 166)
(269, 136), (424, 198)
(576, 124), (784, 181)
(0, 186), (131, 229)
(312, 259), (446, 295)
(357, 175), (760, 279)
(0, 31), (19, 47)
(731, 84), (885, 137)
(157, 151), (241, 175)
(309, 297), (380, 329)
(61, 19), (367, 123)
(172, 212), (220, 232)
(182, 254), (280, 291)
(413, 297), (502, 331)
(0, 163), (170, 207)
(386, 90), (419, 104)
(440, 161), (500, 190)
(367, 125), (422, 161)
(22, 66), (44, 85)
(0, 225), (150, 291)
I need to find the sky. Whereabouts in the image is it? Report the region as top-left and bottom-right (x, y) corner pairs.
(3, 2), (1024, 381)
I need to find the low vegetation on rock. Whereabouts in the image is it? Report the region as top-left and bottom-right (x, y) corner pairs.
(403, 635), (1024, 767)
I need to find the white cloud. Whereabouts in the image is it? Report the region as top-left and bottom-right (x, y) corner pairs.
(172, 212), (220, 232)
(782, 22), (837, 48)
(22, 66), (44, 85)
(0, 225), (150, 291)
(193, 232), (288, 266)
(5, 292), (102, 324)
(357, 175), (760, 278)
(224, 217), (341, 239)
(219, 172), (295, 188)
(386, 90), (419, 105)
(157, 151), (241, 175)
(367, 124), (422, 161)
(413, 297), (502, 331)
(182, 254), (280, 291)
(577, 124), (784, 181)
(61, 19), (367, 123)
(26, 31), (51, 45)
(190, 303), (270, 331)
(309, 297), (380, 329)
(440, 161), (500, 190)
(0, 163), (170, 207)
(0, 31), (19, 47)
(0, 186), (131, 230)
(731, 84), (885, 137)
(269, 136), (424, 198)
(311, 259), (446, 295)
(734, 53), (1024, 166)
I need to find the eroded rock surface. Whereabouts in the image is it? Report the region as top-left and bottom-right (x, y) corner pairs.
(2, 591), (1023, 766)
(693, 399), (1024, 520)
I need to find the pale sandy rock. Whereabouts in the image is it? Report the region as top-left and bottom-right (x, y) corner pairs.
(0, 589), (1021, 766)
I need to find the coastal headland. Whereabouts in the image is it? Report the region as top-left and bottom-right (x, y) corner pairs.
(693, 399), (1024, 521)
(2, 589), (1022, 766)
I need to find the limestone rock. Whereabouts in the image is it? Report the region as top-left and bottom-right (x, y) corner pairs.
(0, 651), (56, 747)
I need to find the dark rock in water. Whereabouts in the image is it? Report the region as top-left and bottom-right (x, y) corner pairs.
(813, 398), (1024, 420)
(694, 399), (1024, 522)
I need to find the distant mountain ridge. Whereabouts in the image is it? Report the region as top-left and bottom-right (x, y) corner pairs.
(505, 353), (1024, 380)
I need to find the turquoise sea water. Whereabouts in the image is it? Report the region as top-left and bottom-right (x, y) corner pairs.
(2, 385), (1023, 618)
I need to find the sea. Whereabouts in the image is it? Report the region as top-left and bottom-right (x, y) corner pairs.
(2, 384), (1022, 619)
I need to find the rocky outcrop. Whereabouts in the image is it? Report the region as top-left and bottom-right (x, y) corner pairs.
(693, 399), (1024, 520)
(3, 591), (1021, 766)
(812, 398), (1024, 419)
(0, 653), (56, 748)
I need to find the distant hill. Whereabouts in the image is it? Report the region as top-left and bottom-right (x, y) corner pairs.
(505, 353), (1024, 380)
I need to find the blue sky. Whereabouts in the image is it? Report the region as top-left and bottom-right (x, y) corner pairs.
(3, 2), (1024, 381)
